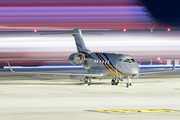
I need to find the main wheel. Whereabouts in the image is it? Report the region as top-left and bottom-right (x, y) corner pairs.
(126, 83), (129, 88)
(87, 79), (91, 86)
(111, 79), (115, 85)
(115, 79), (119, 85)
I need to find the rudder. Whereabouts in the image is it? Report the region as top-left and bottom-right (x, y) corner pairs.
(71, 28), (90, 53)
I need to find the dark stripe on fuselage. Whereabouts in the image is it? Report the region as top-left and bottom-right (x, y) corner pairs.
(80, 52), (94, 59)
(102, 53), (124, 75)
(96, 53), (117, 75)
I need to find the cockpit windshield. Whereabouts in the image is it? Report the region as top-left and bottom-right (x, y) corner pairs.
(118, 58), (136, 63)
(123, 59), (129, 62)
(130, 58), (136, 62)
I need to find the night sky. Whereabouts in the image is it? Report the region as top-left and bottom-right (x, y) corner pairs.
(142, 0), (180, 28)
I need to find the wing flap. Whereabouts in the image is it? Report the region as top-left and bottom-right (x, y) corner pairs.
(14, 71), (104, 77)
(6, 61), (104, 77)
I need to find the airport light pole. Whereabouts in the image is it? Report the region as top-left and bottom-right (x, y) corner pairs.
(149, 27), (154, 65)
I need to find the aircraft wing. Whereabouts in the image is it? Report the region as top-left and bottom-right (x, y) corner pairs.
(12, 71), (104, 77)
(139, 69), (176, 76)
(138, 60), (176, 76)
(6, 61), (104, 77)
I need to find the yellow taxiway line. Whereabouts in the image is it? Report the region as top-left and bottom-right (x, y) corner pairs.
(91, 109), (180, 114)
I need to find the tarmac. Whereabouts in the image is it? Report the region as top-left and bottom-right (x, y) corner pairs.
(0, 70), (180, 120)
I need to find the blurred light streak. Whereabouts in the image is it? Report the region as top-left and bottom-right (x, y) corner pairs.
(0, 33), (180, 52)
(139, 65), (180, 68)
(1, 40), (180, 52)
(0, 0), (156, 30)
(3, 64), (180, 70)
(4, 65), (83, 69)
(0, 29), (179, 66)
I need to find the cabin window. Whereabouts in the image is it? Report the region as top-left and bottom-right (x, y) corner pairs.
(118, 59), (122, 61)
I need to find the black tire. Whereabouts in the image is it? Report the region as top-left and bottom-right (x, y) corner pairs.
(126, 83), (129, 88)
(115, 80), (119, 85)
(87, 79), (91, 86)
(111, 79), (115, 85)
(129, 83), (132, 86)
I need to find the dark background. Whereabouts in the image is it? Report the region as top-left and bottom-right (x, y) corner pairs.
(142, 0), (180, 28)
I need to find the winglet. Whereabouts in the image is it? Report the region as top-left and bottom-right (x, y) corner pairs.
(172, 60), (176, 70)
(7, 61), (15, 73)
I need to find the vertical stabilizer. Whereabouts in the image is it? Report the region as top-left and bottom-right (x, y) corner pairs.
(71, 28), (90, 53)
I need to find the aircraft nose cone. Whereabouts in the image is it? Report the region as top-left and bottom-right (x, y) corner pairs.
(131, 68), (139, 74)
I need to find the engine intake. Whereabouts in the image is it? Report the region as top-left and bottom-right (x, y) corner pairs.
(68, 53), (85, 65)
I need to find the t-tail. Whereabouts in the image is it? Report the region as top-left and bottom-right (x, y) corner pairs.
(71, 28), (90, 53)
(41, 28), (102, 54)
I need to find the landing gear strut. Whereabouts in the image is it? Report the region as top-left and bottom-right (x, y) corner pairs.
(111, 78), (119, 85)
(81, 77), (91, 86)
(126, 76), (132, 88)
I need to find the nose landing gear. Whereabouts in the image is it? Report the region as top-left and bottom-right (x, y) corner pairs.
(126, 76), (132, 88)
(111, 76), (132, 87)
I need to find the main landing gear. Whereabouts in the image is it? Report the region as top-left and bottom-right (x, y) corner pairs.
(111, 78), (119, 85)
(126, 76), (132, 88)
(111, 76), (132, 88)
(81, 77), (91, 86)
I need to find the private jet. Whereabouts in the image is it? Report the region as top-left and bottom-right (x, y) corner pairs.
(7, 28), (176, 87)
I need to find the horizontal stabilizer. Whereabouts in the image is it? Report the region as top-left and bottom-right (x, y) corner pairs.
(41, 32), (102, 35)
(41, 32), (73, 35)
(82, 33), (102, 35)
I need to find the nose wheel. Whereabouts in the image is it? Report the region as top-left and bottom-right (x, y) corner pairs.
(111, 78), (119, 85)
(111, 76), (132, 87)
(126, 76), (132, 88)
(126, 83), (132, 87)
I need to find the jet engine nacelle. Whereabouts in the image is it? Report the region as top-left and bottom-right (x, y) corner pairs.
(68, 53), (85, 65)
